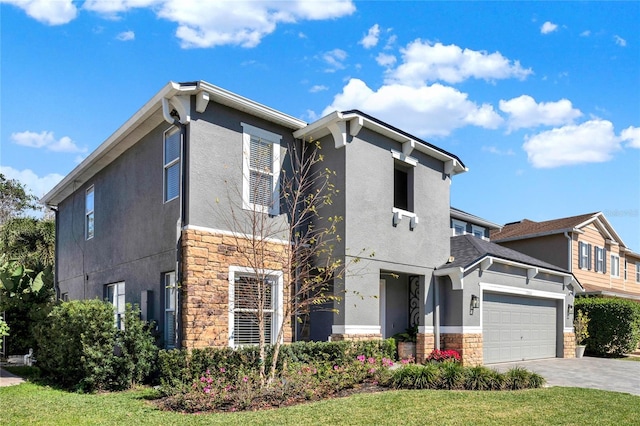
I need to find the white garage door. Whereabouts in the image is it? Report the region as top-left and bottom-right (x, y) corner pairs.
(483, 292), (558, 364)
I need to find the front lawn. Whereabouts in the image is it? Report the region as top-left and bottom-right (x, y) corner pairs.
(1, 382), (638, 425)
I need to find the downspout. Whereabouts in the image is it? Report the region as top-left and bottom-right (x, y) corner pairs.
(49, 206), (60, 301)
(434, 277), (440, 350)
(163, 97), (189, 349)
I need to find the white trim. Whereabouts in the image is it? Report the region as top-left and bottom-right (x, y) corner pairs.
(392, 207), (419, 229)
(471, 224), (487, 240)
(564, 327), (575, 333)
(440, 326), (483, 334)
(241, 123), (282, 216)
(451, 218), (466, 236)
(480, 283), (567, 300)
(610, 253), (620, 278)
(418, 326), (434, 334)
(163, 126), (181, 203)
(331, 325), (381, 335)
(183, 225), (290, 246)
(164, 271), (177, 349)
(228, 266), (284, 348)
(391, 149), (418, 167)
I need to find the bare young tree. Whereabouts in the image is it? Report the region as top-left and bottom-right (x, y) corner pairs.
(222, 137), (363, 386)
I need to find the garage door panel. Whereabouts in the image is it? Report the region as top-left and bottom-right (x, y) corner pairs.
(483, 292), (557, 364)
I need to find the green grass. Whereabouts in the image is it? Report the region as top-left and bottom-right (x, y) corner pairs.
(1, 382), (638, 425)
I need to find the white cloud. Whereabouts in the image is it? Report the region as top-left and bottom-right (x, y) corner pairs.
(614, 35), (627, 47)
(309, 85), (328, 93)
(2, 0), (78, 25)
(580, 30), (591, 37)
(621, 126), (640, 148)
(523, 120), (621, 168)
(376, 53), (396, 67)
(116, 30), (135, 41)
(11, 130), (87, 153)
(499, 95), (582, 132)
(322, 78), (503, 138)
(386, 40), (532, 86)
(359, 24), (380, 49)
(322, 48), (348, 71)
(482, 146), (515, 156)
(0, 166), (64, 198)
(540, 21), (558, 34)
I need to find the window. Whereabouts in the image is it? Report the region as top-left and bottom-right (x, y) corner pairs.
(624, 259), (627, 280)
(393, 162), (414, 212)
(594, 247), (606, 273)
(60, 293), (69, 302)
(611, 254), (620, 278)
(164, 272), (177, 348)
(242, 123), (282, 215)
(636, 262), (640, 283)
(578, 242), (591, 270)
(452, 219), (466, 236)
(229, 267), (282, 347)
(471, 225), (486, 240)
(164, 127), (181, 202)
(106, 282), (125, 330)
(85, 186), (94, 239)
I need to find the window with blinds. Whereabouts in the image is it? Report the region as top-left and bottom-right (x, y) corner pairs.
(164, 272), (176, 348)
(164, 128), (180, 202)
(241, 123), (282, 215)
(233, 274), (274, 346)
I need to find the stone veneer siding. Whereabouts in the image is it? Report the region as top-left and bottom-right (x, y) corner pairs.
(180, 228), (292, 349)
(416, 333), (435, 363)
(330, 333), (382, 342)
(563, 332), (576, 358)
(441, 333), (483, 366)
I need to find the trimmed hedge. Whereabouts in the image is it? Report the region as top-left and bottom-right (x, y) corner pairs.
(157, 339), (396, 395)
(575, 297), (640, 356)
(35, 300), (157, 392)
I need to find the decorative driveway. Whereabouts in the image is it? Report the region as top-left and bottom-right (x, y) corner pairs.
(490, 356), (640, 396)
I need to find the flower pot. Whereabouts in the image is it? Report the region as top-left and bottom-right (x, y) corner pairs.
(575, 345), (586, 358)
(397, 342), (416, 360)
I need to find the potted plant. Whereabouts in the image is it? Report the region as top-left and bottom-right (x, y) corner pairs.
(574, 309), (589, 358)
(393, 325), (418, 360)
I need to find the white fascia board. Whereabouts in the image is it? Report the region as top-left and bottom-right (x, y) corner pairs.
(450, 208), (502, 230)
(434, 266), (464, 289)
(466, 256), (572, 282)
(199, 81), (307, 130)
(293, 111), (343, 141)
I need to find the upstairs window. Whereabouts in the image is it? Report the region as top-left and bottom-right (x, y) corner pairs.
(594, 246), (606, 273)
(242, 123), (281, 216)
(85, 186), (94, 240)
(636, 262), (640, 283)
(578, 242), (591, 270)
(471, 225), (486, 240)
(452, 219), (466, 236)
(393, 162), (414, 212)
(106, 282), (125, 330)
(164, 128), (181, 203)
(611, 254), (620, 278)
(164, 272), (177, 349)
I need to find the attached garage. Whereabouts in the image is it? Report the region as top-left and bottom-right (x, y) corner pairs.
(483, 292), (558, 364)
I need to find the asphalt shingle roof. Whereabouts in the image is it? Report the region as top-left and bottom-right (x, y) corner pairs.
(490, 212), (599, 241)
(442, 234), (569, 273)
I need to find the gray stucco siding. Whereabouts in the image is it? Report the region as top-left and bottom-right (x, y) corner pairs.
(497, 234), (569, 270)
(55, 119), (180, 341)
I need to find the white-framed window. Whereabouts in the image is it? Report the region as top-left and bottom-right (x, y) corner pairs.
(471, 224), (486, 240)
(636, 262), (640, 283)
(610, 254), (620, 278)
(578, 241), (591, 270)
(228, 266), (283, 348)
(624, 259), (627, 280)
(85, 186), (94, 240)
(164, 272), (177, 348)
(106, 282), (125, 330)
(164, 127), (181, 203)
(452, 219), (466, 236)
(241, 123), (282, 216)
(594, 246), (606, 273)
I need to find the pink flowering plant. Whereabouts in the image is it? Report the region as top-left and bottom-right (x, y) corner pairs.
(425, 349), (461, 363)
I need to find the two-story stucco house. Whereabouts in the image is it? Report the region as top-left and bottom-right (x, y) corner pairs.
(42, 80), (580, 365)
(492, 212), (640, 301)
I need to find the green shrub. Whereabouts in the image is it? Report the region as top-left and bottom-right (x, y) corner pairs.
(504, 366), (533, 390)
(575, 297), (640, 356)
(439, 360), (465, 390)
(465, 365), (495, 391)
(35, 300), (157, 392)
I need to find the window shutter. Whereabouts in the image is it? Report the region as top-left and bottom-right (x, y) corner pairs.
(587, 244), (592, 270)
(594, 247), (599, 272)
(603, 248), (607, 273)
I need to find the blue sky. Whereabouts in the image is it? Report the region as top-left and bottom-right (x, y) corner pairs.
(1, 1), (639, 249)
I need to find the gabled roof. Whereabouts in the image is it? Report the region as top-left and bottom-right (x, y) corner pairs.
(293, 109), (467, 175)
(491, 212), (627, 248)
(450, 206), (502, 230)
(581, 283), (640, 301)
(443, 234), (569, 273)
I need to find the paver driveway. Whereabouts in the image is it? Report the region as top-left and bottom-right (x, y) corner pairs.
(490, 356), (640, 396)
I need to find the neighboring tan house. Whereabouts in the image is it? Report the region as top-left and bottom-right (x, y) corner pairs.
(42, 80), (580, 365)
(492, 212), (640, 301)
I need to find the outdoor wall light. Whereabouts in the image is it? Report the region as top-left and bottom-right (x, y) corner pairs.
(470, 294), (480, 314)
(567, 304), (574, 317)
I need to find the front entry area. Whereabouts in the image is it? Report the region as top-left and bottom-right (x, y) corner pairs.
(483, 292), (558, 364)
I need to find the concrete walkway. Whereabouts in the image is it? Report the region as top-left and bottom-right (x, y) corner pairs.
(490, 356), (640, 396)
(0, 367), (25, 387)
